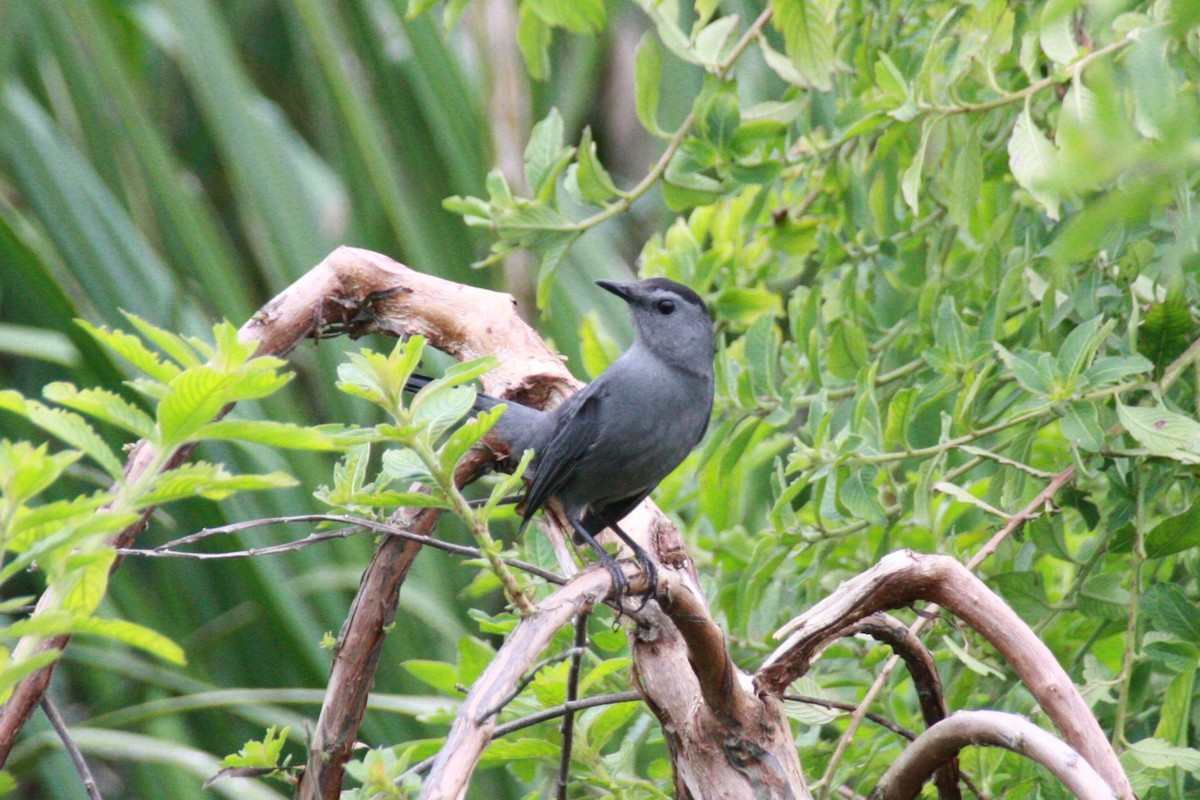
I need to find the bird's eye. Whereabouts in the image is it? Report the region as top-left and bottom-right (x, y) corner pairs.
(656, 298), (676, 315)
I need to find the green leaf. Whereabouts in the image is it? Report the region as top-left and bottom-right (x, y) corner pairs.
(571, 127), (620, 205)
(1078, 573), (1129, 621)
(193, 419), (342, 450)
(991, 571), (1052, 622)
(22, 402), (124, 480)
(517, 2), (552, 81)
(1061, 401), (1105, 452)
(43, 383), (155, 439)
(1007, 104), (1061, 220)
(633, 33), (667, 138)
(479, 738), (559, 763)
(1138, 291), (1194, 379)
(1039, 0), (1079, 66)
(0, 440), (82, 508)
(403, 659), (460, 695)
(524, 108), (572, 203)
(76, 320), (180, 384)
(381, 448), (435, 486)
(901, 119), (934, 214)
(525, 0), (605, 33)
(221, 725), (290, 769)
(1140, 583), (1200, 641)
(884, 387), (918, 450)
(60, 549), (116, 615)
(772, 0), (838, 91)
(137, 463), (296, 507)
(838, 467), (886, 525)
(584, 700), (639, 750)
(1123, 738), (1200, 776)
(827, 319), (867, 381)
(1117, 403), (1200, 463)
(1083, 355), (1153, 388)
(1057, 315), (1114, 382)
(743, 314), (780, 399)
(695, 77), (741, 151)
(5, 611), (184, 664)
(1144, 502), (1200, 559)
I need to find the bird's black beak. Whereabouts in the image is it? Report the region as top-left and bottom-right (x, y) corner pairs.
(595, 280), (634, 302)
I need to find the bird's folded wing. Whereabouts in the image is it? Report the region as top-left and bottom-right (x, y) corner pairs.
(517, 386), (605, 533)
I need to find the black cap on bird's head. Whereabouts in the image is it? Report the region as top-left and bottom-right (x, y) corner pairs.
(595, 278), (713, 369)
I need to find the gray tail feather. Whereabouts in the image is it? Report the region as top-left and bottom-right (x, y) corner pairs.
(404, 373), (504, 414)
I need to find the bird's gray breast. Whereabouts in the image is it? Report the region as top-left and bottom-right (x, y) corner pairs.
(561, 356), (713, 509)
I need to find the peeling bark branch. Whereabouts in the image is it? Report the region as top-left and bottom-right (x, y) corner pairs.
(870, 711), (1116, 800)
(757, 551), (1132, 799)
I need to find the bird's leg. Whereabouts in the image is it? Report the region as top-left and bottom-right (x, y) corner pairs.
(568, 518), (628, 602)
(598, 517), (658, 611)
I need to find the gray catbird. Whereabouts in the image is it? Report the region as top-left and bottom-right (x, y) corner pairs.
(406, 278), (714, 600)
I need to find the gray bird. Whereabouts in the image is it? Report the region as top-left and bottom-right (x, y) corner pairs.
(407, 278), (715, 600)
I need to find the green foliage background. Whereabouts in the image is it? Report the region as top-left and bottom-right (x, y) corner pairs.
(2, 0), (1200, 797)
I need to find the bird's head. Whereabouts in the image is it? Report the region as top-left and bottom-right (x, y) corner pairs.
(595, 278), (714, 373)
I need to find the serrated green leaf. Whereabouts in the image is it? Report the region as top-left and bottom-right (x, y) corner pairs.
(60, 549), (116, 615)
(693, 14), (739, 66)
(1141, 583), (1200, 641)
(43, 383), (155, 440)
(23, 402), (124, 480)
(4, 611), (184, 665)
(381, 448), (434, 486)
(838, 467), (886, 525)
(193, 419), (342, 450)
(122, 311), (203, 369)
(137, 462), (296, 507)
(1083, 355), (1153, 388)
(76, 320), (180, 384)
(440, 405), (503, 473)
(0, 440), (82, 508)
(991, 571), (1052, 623)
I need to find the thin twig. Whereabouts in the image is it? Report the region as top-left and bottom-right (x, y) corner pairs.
(783, 694), (915, 740)
(119, 514), (566, 585)
(40, 697), (103, 800)
(557, 612), (589, 800)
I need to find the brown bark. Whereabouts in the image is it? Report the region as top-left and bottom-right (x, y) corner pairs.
(757, 551), (1133, 800)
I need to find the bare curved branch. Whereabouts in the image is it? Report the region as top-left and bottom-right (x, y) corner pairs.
(871, 710), (1117, 800)
(757, 551), (1132, 800)
(422, 566), (617, 800)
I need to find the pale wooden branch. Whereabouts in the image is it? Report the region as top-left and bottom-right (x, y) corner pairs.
(422, 566), (616, 800)
(870, 710), (1117, 800)
(814, 465), (1079, 797)
(757, 551), (1132, 800)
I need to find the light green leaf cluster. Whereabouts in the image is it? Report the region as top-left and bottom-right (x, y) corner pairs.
(0, 316), (327, 700)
